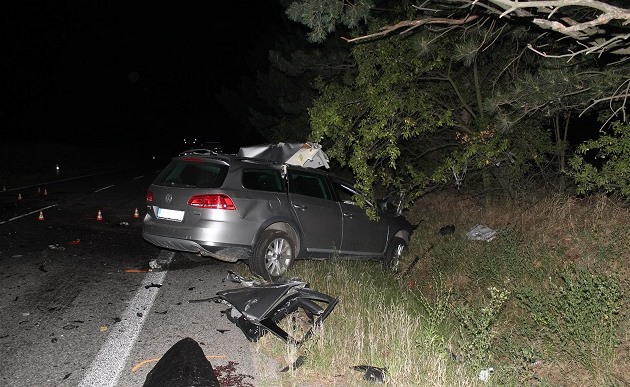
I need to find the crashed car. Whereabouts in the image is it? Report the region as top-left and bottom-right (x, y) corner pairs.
(142, 143), (413, 280)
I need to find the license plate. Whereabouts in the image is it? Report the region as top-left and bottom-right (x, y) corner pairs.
(156, 208), (185, 222)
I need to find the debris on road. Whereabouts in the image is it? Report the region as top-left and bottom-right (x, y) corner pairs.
(148, 259), (162, 271)
(280, 355), (306, 372)
(125, 268), (149, 273)
(353, 365), (387, 383)
(211, 272), (338, 346)
(478, 367), (494, 382)
(466, 224), (497, 242)
(224, 270), (260, 287)
(439, 224), (455, 235)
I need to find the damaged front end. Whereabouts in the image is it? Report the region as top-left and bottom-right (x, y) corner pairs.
(213, 271), (338, 345)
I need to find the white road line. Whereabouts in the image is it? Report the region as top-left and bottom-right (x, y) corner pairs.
(94, 184), (115, 193)
(78, 250), (175, 387)
(0, 204), (58, 224)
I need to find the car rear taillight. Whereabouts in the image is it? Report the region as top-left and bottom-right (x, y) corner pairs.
(188, 194), (236, 210)
(146, 191), (153, 202)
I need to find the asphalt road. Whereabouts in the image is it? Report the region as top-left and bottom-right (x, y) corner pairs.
(0, 167), (269, 386)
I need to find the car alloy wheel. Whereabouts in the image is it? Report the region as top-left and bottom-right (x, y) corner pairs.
(384, 237), (406, 273)
(252, 229), (295, 281)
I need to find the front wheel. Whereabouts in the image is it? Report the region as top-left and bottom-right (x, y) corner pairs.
(251, 230), (295, 281)
(383, 237), (407, 273)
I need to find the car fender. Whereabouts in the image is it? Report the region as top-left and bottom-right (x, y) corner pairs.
(252, 217), (303, 256)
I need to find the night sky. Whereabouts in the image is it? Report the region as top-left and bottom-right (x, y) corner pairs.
(2, 1), (284, 155)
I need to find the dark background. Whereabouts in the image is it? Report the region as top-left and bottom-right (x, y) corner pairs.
(1, 1), (284, 168)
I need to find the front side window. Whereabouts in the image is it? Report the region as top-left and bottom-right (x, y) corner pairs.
(289, 171), (331, 200)
(332, 180), (357, 204)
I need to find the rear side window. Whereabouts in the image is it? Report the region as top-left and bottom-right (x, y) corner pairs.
(154, 161), (228, 188)
(242, 169), (284, 192)
(289, 171), (331, 200)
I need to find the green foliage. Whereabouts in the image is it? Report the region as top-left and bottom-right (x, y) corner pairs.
(409, 274), (452, 335)
(429, 230), (532, 290)
(456, 285), (511, 368)
(570, 121), (630, 200)
(309, 36), (453, 209)
(516, 267), (623, 369)
(286, 0), (372, 43)
(284, 0), (630, 203)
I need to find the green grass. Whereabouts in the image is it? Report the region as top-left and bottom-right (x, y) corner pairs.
(256, 192), (630, 386)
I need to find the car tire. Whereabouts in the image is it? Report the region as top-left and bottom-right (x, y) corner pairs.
(383, 237), (407, 273)
(251, 230), (295, 281)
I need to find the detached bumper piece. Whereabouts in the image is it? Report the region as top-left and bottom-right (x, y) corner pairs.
(214, 277), (338, 345)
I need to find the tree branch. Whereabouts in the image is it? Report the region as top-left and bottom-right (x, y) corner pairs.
(342, 15), (480, 43)
(341, 0), (630, 56)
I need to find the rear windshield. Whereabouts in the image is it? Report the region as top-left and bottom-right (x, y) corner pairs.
(154, 160), (228, 188)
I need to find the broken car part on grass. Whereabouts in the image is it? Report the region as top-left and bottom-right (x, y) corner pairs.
(204, 271), (338, 345)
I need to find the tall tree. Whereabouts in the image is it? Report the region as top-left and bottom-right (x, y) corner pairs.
(287, 0), (630, 201)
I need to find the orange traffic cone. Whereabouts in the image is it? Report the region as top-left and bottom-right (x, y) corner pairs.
(17, 193), (22, 201)
(133, 208), (140, 218)
(38, 211), (45, 221)
(96, 210), (103, 221)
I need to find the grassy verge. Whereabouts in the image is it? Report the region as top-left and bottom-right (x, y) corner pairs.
(255, 192), (629, 386)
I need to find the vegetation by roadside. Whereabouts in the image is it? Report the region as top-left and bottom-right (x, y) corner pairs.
(254, 191), (629, 386)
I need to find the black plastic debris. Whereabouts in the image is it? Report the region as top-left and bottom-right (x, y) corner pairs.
(145, 283), (162, 289)
(280, 355), (306, 372)
(212, 273), (338, 345)
(439, 224), (455, 235)
(142, 337), (220, 387)
(224, 270), (260, 287)
(401, 244), (434, 278)
(353, 365), (387, 383)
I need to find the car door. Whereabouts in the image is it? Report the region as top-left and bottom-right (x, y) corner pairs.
(332, 179), (388, 255)
(287, 169), (342, 254)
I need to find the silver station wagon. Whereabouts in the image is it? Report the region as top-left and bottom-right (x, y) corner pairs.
(142, 143), (413, 281)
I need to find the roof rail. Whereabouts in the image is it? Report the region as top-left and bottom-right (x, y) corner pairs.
(179, 148), (222, 156)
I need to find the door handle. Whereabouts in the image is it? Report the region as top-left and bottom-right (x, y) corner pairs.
(293, 204), (307, 211)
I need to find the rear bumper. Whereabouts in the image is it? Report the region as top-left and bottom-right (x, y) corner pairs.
(142, 232), (251, 263)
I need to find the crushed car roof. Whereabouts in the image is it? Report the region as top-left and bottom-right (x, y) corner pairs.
(237, 142), (330, 169)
